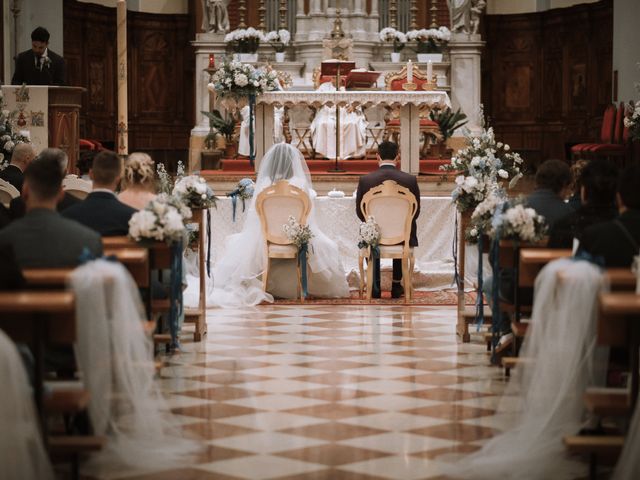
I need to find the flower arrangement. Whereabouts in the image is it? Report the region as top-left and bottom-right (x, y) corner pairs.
(129, 194), (192, 244)
(283, 215), (313, 249)
(357, 216), (381, 249)
(406, 26), (451, 54)
(172, 175), (216, 209)
(156, 163), (173, 195)
(492, 203), (547, 243)
(224, 27), (264, 54)
(440, 113), (524, 213)
(379, 27), (407, 53)
(264, 29), (291, 53)
(208, 60), (280, 101)
(624, 100), (640, 141)
(228, 177), (255, 201)
(0, 90), (31, 162)
(466, 189), (506, 243)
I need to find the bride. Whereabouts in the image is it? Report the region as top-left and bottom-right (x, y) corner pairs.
(209, 142), (349, 307)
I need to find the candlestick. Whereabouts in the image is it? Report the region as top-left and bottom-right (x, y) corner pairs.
(117, 0), (128, 156)
(208, 54), (215, 69)
(427, 60), (433, 82)
(407, 60), (413, 84)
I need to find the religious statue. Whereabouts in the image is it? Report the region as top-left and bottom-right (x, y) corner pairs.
(448, 0), (486, 34)
(201, 0), (230, 33)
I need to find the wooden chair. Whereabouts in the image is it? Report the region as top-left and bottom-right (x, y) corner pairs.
(0, 178), (19, 207)
(363, 105), (387, 157)
(359, 180), (418, 301)
(255, 180), (311, 300)
(62, 174), (92, 200)
(571, 103), (617, 160)
(384, 65), (442, 157)
(285, 105), (316, 158)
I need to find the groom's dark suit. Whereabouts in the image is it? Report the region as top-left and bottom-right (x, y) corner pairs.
(12, 48), (65, 86)
(355, 164), (421, 296)
(62, 191), (137, 236)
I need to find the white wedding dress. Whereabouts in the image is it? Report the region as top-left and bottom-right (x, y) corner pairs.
(445, 258), (608, 479)
(208, 143), (349, 307)
(0, 330), (54, 480)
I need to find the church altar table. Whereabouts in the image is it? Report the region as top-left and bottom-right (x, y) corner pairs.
(207, 195), (458, 290)
(255, 90), (452, 175)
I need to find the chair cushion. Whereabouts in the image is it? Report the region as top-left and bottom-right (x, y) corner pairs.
(268, 243), (298, 257)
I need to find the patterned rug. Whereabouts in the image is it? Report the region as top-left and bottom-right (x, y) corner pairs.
(272, 289), (479, 306)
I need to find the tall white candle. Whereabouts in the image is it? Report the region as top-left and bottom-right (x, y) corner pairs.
(117, 0), (128, 156)
(427, 60), (433, 83)
(407, 59), (413, 83)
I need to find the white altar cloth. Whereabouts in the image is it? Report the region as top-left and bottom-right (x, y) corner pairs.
(205, 195), (460, 290)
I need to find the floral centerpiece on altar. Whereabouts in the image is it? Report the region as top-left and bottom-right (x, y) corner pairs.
(224, 27), (264, 55)
(264, 29), (290, 61)
(208, 60), (279, 104)
(379, 27), (407, 62)
(128, 194), (191, 244)
(172, 175), (216, 209)
(406, 26), (451, 61)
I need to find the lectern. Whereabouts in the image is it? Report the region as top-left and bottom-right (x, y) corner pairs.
(48, 86), (85, 174)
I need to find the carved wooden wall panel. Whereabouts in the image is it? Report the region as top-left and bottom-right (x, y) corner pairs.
(63, 0), (194, 162)
(483, 0), (612, 166)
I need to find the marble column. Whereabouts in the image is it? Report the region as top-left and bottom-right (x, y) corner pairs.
(448, 33), (485, 133)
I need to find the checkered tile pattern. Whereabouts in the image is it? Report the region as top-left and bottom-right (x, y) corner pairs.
(93, 305), (514, 480)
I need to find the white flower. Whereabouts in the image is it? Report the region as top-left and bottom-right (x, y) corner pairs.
(470, 228), (478, 237)
(455, 175), (465, 186)
(504, 144), (510, 151)
(234, 73), (248, 87)
(498, 169), (508, 179)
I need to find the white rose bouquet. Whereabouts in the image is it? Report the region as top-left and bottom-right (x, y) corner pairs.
(172, 174), (216, 209)
(492, 203), (547, 243)
(224, 27), (264, 53)
(208, 60), (279, 101)
(283, 215), (314, 249)
(357, 216), (381, 249)
(129, 194), (192, 243)
(379, 27), (407, 53)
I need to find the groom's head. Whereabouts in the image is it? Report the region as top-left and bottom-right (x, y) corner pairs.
(377, 141), (399, 165)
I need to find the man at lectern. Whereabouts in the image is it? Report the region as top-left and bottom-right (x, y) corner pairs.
(12, 27), (65, 86)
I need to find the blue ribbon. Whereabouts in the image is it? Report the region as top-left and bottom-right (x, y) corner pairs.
(490, 232), (501, 363)
(168, 239), (183, 350)
(249, 93), (256, 167)
(206, 209), (212, 278)
(77, 247), (118, 265)
(452, 213), (461, 289)
(299, 243), (309, 298)
(230, 193), (238, 222)
(475, 234), (484, 331)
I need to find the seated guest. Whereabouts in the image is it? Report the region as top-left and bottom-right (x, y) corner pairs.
(548, 159), (618, 249)
(526, 159), (574, 230)
(76, 150), (96, 181)
(9, 148), (80, 220)
(0, 151), (102, 267)
(567, 159), (588, 210)
(0, 204), (10, 229)
(63, 150), (136, 236)
(118, 152), (157, 210)
(0, 143), (36, 192)
(581, 163), (640, 267)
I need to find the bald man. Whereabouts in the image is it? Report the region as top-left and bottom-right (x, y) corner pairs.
(1, 143), (36, 192)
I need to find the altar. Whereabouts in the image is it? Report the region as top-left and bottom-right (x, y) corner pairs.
(255, 90), (451, 174)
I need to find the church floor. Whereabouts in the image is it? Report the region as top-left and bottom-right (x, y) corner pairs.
(91, 305), (515, 480)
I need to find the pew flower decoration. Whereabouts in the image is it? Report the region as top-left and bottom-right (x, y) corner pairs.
(172, 175), (217, 209)
(357, 216), (381, 249)
(227, 177), (255, 221)
(283, 216), (313, 249)
(264, 29), (291, 53)
(466, 189), (506, 243)
(156, 163), (173, 195)
(128, 194), (191, 244)
(379, 27), (407, 53)
(441, 111), (524, 213)
(406, 26), (451, 53)
(491, 203), (547, 243)
(208, 60), (279, 102)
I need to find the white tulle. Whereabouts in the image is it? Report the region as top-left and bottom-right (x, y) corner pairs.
(207, 143), (349, 307)
(0, 330), (54, 480)
(70, 260), (200, 475)
(612, 387), (640, 479)
(446, 258), (608, 479)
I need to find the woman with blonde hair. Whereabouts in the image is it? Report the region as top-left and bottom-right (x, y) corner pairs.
(118, 152), (157, 210)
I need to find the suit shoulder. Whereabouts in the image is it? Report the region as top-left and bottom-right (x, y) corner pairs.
(59, 215), (101, 239)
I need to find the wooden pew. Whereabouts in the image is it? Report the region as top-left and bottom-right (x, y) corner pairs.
(605, 268), (637, 292)
(519, 248), (573, 288)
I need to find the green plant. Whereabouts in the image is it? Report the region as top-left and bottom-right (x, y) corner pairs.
(429, 107), (468, 141)
(201, 109), (236, 143)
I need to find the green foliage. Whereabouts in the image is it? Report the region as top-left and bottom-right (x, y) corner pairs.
(201, 109), (236, 142)
(429, 107), (468, 140)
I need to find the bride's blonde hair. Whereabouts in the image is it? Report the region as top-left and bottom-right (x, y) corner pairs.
(123, 152), (156, 190)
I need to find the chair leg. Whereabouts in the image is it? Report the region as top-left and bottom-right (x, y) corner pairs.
(366, 254), (374, 300)
(408, 255), (415, 301)
(358, 254), (365, 299)
(401, 258), (408, 302)
(263, 257), (270, 292)
(297, 255), (303, 302)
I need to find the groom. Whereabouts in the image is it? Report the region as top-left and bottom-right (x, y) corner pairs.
(355, 141), (421, 298)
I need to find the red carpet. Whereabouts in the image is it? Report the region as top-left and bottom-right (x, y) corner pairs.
(202, 158), (450, 176)
(271, 289), (477, 306)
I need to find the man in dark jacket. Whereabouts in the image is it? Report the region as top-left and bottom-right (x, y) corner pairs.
(355, 141), (420, 298)
(63, 150), (136, 236)
(12, 27), (65, 86)
(525, 159), (574, 230)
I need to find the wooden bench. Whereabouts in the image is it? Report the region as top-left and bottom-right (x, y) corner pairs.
(49, 435), (106, 479)
(519, 248), (573, 288)
(584, 389), (631, 417)
(564, 435), (624, 479)
(605, 268), (637, 292)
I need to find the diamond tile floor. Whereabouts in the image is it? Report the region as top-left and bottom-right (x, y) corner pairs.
(91, 305), (518, 480)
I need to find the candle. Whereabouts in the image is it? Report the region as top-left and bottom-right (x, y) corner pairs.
(117, 0), (128, 156)
(427, 60), (433, 83)
(407, 60), (413, 84)
(209, 53), (215, 69)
